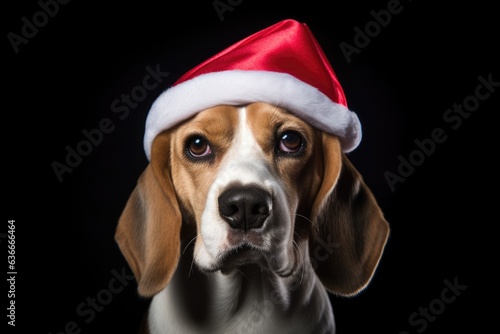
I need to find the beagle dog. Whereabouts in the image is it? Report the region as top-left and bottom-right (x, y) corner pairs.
(115, 102), (390, 333)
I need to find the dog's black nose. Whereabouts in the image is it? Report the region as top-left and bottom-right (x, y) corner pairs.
(218, 186), (271, 231)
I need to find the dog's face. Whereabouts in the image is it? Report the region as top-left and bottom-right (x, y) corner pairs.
(169, 102), (323, 276)
(116, 102), (389, 297)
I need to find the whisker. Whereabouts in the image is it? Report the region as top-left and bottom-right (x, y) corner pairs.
(235, 266), (249, 279)
(295, 213), (319, 232)
(291, 235), (308, 286)
(294, 213), (312, 223)
(188, 236), (203, 278)
(182, 234), (198, 255)
(188, 254), (196, 278)
(291, 238), (305, 286)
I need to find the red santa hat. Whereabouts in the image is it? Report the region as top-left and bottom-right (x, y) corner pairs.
(144, 19), (361, 159)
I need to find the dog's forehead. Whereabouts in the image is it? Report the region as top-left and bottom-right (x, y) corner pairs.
(188, 102), (309, 138)
(191, 102), (283, 124)
(181, 104), (239, 135)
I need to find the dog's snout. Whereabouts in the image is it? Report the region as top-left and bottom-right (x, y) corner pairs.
(218, 186), (271, 231)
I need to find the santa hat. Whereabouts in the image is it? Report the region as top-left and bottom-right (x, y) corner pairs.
(144, 19), (361, 160)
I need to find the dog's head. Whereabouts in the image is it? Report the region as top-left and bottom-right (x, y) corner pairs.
(115, 102), (389, 297)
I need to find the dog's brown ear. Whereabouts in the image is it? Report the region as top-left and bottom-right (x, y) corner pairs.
(115, 132), (182, 297)
(310, 133), (389, 296)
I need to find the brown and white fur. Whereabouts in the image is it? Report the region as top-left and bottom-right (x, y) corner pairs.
(115, 102), (389, 334)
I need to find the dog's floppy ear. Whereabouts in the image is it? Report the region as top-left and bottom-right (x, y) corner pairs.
(310, 133), (389, 296)
(115, 132), (182, 297)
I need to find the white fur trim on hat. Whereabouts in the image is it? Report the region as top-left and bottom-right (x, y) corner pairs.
(144, 70), (361, 160)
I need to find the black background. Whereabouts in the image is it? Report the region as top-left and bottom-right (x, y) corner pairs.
(4, 0), (498, 333)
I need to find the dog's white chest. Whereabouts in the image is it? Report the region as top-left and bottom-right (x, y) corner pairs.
(147, 269), (335, 334)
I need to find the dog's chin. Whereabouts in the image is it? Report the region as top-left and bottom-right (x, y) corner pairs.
(197, 245), (298, 277)
(216, 244), (264, 275)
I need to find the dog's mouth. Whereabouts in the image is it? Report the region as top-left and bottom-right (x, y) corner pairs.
(218, 244), (265, 274)
(196, 241), (297, 278)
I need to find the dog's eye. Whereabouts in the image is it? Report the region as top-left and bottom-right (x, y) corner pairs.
(277, 131), (303, 154)
(186, 136), (212, 159)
